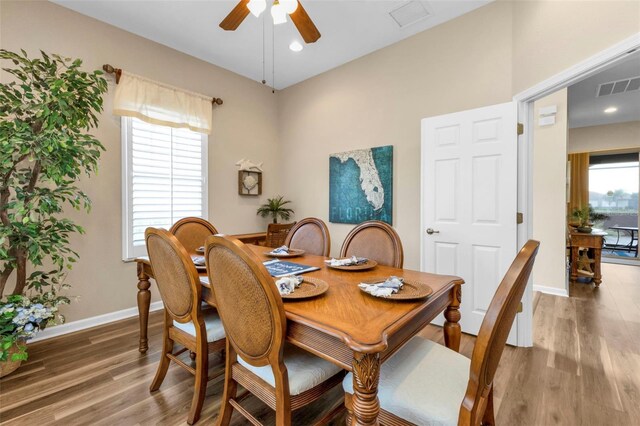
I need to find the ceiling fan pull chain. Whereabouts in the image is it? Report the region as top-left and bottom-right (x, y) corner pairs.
(261, 13), (266, 85)
(272, 18), (275, 93)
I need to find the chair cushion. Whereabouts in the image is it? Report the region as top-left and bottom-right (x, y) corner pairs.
(343, 336), (470, 426)
(238, 344), (342, 395)
(173, 310), (225, 342)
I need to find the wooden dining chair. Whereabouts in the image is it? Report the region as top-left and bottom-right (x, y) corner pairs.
(204, 236), (345, 426)
(170, 217), (219, 254)
(284, 217), (331, 257)
(145, 228), (226, 425)
(339, 220), (404, 268)
(265, 222), (296, 248)
(342, 240), (540, 426)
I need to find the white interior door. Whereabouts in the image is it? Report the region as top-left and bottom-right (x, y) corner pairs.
(421, 102), (518, 342)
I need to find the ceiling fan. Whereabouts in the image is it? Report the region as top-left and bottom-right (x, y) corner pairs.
(220, 0), (321, 44)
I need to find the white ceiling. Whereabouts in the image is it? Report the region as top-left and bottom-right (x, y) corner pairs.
(568, 51), (640, 129)
(52, 0), (491, 89)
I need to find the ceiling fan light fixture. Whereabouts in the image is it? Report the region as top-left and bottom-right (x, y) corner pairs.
(281, 0), (298, 14)
(247, 0), (267, 17)
(289, 40), (303, 52)
(271, 1), (287, 25)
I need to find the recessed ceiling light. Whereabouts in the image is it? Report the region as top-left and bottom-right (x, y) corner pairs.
(604, 107), (618, 113)
(289, 41), (303, 52)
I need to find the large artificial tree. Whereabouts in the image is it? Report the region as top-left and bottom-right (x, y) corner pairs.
(0, 49), (107, 311)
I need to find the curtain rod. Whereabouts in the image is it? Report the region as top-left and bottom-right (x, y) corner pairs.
(102, 64), (223, 106)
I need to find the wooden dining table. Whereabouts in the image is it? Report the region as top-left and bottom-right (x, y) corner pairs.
(135, 243), (464, 425)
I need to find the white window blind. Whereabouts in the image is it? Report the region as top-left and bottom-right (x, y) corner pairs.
(122, 117), (208, 260)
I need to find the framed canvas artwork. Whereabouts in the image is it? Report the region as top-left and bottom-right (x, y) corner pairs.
(329, 145), (393, 225)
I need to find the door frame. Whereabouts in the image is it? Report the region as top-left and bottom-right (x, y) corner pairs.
(513, 32), (640, 346)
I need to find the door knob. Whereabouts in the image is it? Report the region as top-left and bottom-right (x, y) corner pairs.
(426, 228), (440, 235)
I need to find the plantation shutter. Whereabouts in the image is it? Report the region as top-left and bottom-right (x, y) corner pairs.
(123, 117), (207, 259)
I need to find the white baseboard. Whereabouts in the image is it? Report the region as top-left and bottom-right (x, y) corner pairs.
(533, 285), (569, 298)
(30, 301), (164, 343)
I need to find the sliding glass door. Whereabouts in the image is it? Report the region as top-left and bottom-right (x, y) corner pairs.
(589, 152), (639, 260)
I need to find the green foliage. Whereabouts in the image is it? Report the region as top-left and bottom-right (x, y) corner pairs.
(571, 205), (610, 227)
(0, 294), (57, 362)
(256, 195), (294, 224)
(0, 49), (107, 307)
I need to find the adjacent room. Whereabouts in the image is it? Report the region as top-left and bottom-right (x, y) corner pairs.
(1, 1), (639, 425)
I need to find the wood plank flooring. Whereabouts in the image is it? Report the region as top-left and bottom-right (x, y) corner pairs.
(1, 262), (638, 425)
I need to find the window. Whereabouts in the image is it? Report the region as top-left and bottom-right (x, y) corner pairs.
(122, 117), (208, 260)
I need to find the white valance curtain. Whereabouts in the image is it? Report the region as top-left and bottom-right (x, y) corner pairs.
(113, 71), (213, 134)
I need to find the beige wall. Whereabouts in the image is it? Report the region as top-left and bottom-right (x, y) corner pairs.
(278, 1), (639, 282)
(278, 2), (515, 266)
(2, 0), (639, 323)
(532, 89), (568, 292)
(568, 121), (640, 154)
(1, 1), (280, 322)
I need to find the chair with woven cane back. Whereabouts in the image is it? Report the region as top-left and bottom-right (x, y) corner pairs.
(145, 228), (226, 425)
(170, 217), (219, 254)
(204, 236), (345, 426)
(340, 220), (404, 268)
(265, 222), (296, 248)
(284, 217), (331, 257)
(342, 240), (540, 426)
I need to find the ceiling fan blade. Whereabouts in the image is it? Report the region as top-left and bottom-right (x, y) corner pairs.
(290, 2), (321, 43)
(220, 0), (250, 31)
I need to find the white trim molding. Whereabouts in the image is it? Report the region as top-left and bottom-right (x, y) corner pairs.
(533, 285), (569, 298)
(30, 301), (164, 343)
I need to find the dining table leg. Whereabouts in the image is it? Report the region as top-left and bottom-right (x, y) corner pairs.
(136, 262), (151, 354)
(350, 352), (381, 426)
(444, 284), (462, 352)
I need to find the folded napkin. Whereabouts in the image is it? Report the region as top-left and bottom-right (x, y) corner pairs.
(276, 275), (303, 296)
(192, 256), (206, 266)
(358, 276), (404, 298)
(270, 245), (290, 255)
(325, 256), (368, 267)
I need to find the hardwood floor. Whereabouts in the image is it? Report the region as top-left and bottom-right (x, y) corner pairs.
(1, 262), (638, 425)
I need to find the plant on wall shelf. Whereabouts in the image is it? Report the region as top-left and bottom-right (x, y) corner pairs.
(0, 49), (107, 368)
(256, 196), (294, 223)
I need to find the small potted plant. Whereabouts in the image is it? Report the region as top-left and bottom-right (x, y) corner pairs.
(0, 295), (57, 377)
(256, 196), (294, 224)
(570, 205), (609, 233)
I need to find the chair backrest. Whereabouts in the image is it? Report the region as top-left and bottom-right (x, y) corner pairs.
(169, 217), (218, 254)
(459, 240), (540, 425)
(145, 228), (201, 323)
(265, 222), (296, 248)
(205, 236), (286, 366)
(284, 217), (331, 257)
(339, 220), (404, 268)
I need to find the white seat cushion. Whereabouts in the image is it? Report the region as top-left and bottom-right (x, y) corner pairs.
(173, 310), (225, 343)
(343, 336), (470, 426)
(238, 344), (342, 395)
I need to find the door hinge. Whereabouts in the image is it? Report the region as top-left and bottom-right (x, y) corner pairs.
(517, 123), (524, 135)
(517, 302), (523, 313)
(516, 212), (524, 224)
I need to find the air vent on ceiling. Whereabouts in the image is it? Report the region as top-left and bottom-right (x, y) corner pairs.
(389, 1), (431, 28)
(596, 76), (640, 97)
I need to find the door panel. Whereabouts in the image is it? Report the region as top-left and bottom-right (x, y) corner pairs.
(422, 102), (518, 341)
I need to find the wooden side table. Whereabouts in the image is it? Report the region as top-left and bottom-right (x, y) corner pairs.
(569, 230), (607, 287)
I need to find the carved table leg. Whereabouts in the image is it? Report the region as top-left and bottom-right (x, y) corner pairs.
(137, 262), (151, 354)
(351, 352), (381, 426)
(593, 246), (602, 287)
(444, 284), (462, 352)
(570, 246), (578, 282)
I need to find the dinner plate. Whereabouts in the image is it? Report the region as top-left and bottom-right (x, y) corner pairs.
(359, 278), (433, 300)
(279, 277), (329, 300)
(265, 249), (306, 258)
(326, 259), (378, 271)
